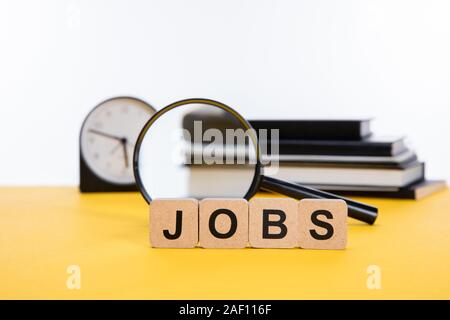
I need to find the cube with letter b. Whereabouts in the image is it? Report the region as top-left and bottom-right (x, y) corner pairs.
(298, 199), (348, 249)
(149, 199), (199, 248)
(199, 199), (248, 248)
(249, 198), (299, 248)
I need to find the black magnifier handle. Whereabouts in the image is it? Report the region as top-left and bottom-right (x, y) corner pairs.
(260, 176), (378, 225)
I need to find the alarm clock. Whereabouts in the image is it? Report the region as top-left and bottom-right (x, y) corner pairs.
(79, 96), (156, 192)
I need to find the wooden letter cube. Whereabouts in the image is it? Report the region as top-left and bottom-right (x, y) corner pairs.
(298, 199), (347, 249)
(249, 198), (299, 248)
(199, 199), (248, 248)
(149, 199), (199, 248)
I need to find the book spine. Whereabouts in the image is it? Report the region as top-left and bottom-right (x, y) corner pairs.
(263, 142), (401, 156)
(250, 121), (369, 140)
(319, 190), (416, 199)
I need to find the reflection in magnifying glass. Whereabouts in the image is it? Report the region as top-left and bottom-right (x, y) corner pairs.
(134, 99), (378, 225)
(134, 101), (260, 199)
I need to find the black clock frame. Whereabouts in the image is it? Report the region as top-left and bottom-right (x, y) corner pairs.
(79, 96), (156, 193)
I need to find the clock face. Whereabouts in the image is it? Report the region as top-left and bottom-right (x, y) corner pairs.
(80, 97), (156, 184)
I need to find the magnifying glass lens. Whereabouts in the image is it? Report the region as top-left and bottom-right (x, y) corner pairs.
(135, 102), (259, 200)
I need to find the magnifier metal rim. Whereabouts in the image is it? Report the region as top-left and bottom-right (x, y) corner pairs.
(133, 98), (262, 203)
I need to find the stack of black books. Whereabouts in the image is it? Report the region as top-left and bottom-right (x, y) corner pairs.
(251, 119), (446, 199)
(182, 110), (445, 199)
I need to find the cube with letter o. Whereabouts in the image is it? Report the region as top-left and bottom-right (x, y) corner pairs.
(199, 199), (248, 248)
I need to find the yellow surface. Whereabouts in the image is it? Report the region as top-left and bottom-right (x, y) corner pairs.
(1, 187), (449, 299)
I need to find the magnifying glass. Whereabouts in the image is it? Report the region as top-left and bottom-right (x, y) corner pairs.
(133, 98), (378, 225)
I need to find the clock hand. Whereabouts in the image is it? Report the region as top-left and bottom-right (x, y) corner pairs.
(121, 138), (129, 168)
(88, 128), (122, 141)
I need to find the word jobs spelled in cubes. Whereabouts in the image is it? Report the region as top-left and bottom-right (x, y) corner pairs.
(149, 198), (348, 249)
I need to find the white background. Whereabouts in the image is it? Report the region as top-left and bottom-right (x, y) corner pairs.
(1, 0), (449, 185)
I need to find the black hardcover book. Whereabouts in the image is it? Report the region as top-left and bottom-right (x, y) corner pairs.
(264, 149), (417, 166)
(262, 135), (407, 156)
(271, 157), (418, 170)
(310, 180), (447, 200)
(249, 119), (372, 140)
(181, 110), (372, 141)
(266, 161), (424, 187)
